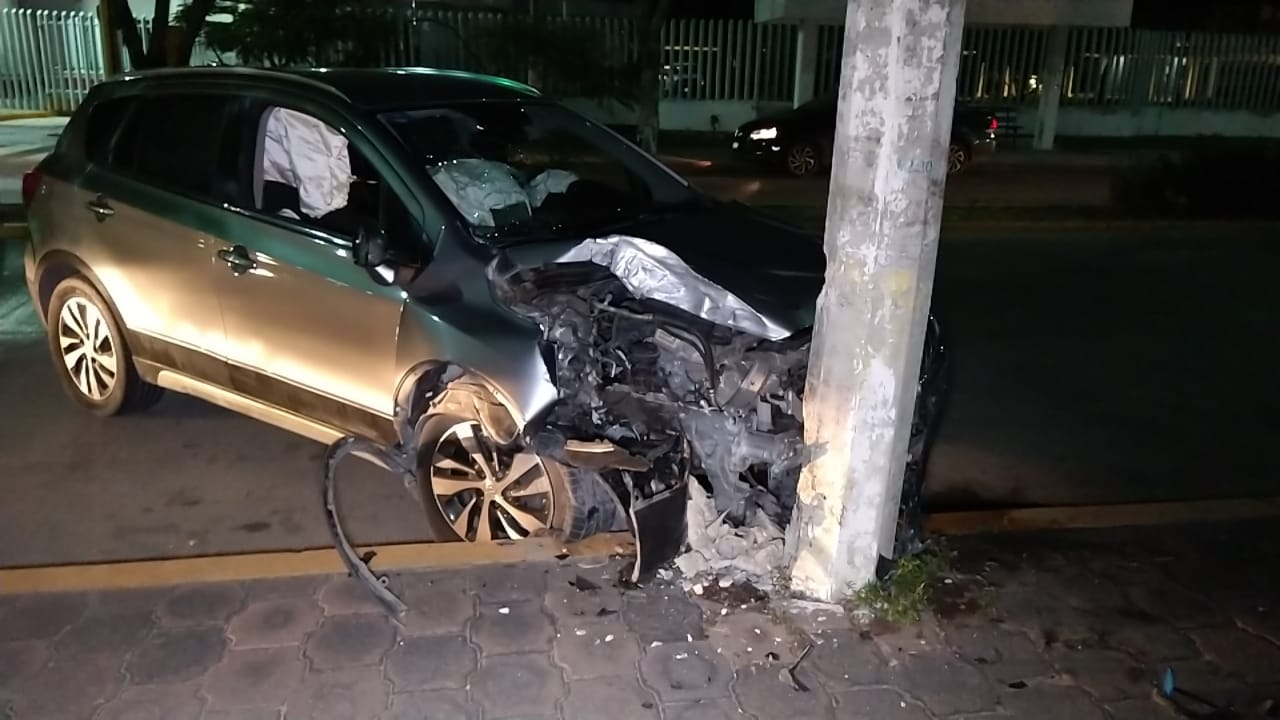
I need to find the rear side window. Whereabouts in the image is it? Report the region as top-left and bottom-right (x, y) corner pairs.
(85, 97), (136, 166)
(97, 93), (238, 203)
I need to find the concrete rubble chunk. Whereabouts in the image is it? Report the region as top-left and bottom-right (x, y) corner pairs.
(673, 481), (787, 592)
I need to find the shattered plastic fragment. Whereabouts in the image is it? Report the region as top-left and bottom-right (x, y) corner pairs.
(322, 435), (410, 620)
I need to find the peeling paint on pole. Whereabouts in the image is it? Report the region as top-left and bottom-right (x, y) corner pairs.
(786, 0), (966, 602)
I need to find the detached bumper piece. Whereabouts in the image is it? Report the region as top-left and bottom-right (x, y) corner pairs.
(322, 435), (413, 621)
(628, 480), (689, 583)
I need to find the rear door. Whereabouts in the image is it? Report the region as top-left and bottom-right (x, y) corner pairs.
(68, 91), (239, 386)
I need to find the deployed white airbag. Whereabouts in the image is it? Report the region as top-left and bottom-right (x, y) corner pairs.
(526, 169), (578, 207)
(430, 159), (531, 227)
(556, 235), (790, 340)
(262, 107), (352, 219)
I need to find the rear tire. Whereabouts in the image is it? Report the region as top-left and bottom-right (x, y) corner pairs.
(784, 141), (822, 177)
(947, 142), (971, 174)
(45, 276), (163, 416)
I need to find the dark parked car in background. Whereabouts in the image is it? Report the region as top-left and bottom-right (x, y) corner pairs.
(732, 95), (998, 177)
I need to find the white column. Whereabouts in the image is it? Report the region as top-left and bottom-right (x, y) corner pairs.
(792, 19), (819, 107)
(1034, 25), (1069, 151)
(787, 0), (966, 602)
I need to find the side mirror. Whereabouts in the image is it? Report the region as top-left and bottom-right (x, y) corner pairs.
(353, 225), (399, 286)
(352, 225), (389, 268)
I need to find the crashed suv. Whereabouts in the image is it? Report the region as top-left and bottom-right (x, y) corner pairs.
(23, 68), (947, 606)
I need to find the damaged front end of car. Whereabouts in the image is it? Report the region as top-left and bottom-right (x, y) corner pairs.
(323, 232), (946, 620)
(489, 235), (818, 582)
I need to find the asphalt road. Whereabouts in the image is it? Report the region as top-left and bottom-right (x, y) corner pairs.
(670, 151), (1116, 209)
(928, 230), (1280, 509)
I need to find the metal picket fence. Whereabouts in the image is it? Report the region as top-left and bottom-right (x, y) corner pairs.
(659, 18), (797, 103)
(817, 24), (1280, 111)
(4, 5), (1280, 116)
(0, 9), (108, 113)
(405, 12), (1280, 112)
(394, 11), (800, 103)
(1060, 28), (1280, 109)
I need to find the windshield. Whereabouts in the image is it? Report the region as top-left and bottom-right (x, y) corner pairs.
(380, 101), (696, 240)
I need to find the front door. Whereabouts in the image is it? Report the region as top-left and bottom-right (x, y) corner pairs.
(212, 102), (420, 444)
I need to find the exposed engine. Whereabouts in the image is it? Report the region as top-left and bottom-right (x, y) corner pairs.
(493, 261), (811, 527)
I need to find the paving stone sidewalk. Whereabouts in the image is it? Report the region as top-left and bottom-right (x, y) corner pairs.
(2, 519), (1279, 719)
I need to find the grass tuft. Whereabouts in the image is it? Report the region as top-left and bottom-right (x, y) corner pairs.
(849, 543), (951, 625)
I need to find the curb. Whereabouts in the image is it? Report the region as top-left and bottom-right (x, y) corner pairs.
(0, 111), (56, 122)
(927, 496), (1280, 536)
(941, 219), (1280, 236)
(1, 203), (27, 240)
(0, 532), (634, 594)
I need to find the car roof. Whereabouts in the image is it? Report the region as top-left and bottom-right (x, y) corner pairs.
(112, 66), (542, 109)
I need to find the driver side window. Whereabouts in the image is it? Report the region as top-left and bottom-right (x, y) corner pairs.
(250, 105), (422, 261)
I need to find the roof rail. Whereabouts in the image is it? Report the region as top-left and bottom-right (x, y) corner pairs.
(376, 66), (542, 96)
(116, 66), (347, 99)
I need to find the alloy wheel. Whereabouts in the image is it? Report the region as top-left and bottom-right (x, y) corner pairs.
(57, 297), (117, 401)
(947, 144), (968, 174)
(786, 144), (819, 176)
(429, 421), (555, 542)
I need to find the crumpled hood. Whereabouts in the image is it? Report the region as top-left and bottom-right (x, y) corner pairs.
(557, 236), (796, 340)
(493, 202), (826, 340)
(598, 202), (825, 336)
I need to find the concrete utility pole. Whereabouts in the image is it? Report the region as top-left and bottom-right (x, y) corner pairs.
(787, 0), (966, 602)
(792, 19), (820, 108)
(1034, 25), (1070, 150)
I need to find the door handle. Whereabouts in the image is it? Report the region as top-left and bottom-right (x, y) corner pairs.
(217, 245), (256, 275)
(86, 196), (114, 221)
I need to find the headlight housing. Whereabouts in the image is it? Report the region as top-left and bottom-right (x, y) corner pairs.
(749, 127), (778, 140)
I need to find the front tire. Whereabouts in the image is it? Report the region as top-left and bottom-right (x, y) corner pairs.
(415, 411), (623, 543)
(45, 276), (163, 416)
